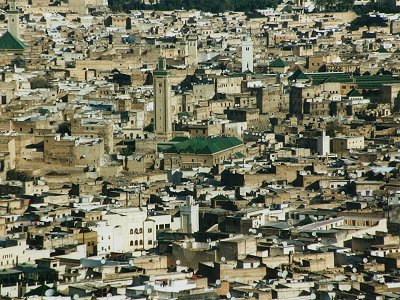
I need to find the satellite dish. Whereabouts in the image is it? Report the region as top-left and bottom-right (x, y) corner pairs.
(257, 233), (262, 238)
(45, 289), (55, 297)
(363, 258), (368, 263)
(328, 285), (334, 291)
(352, 267), (357, 273)
(273, 238), (278, 244)
(107, 293), (112, 297)
(129, 259), (134, 266)
(226, 292), (231, 299)
(216, 279), (221, 285)
(312, 232), (317, 237)
(310, 293), (316, 300)
(146, 288), (152, 295)
(229, 234), (234, 238)
(101, 259), (106, 264)
(75, 209), (79, 214)
(176, 260), (181, 266)
(351, 275), (356, 281)
(221, 257), (226, 262)
(277, 271), (282, 277)
(73, 294), (80, 300)
(282, 270), (288, 278)
(282, 241), (287, 247)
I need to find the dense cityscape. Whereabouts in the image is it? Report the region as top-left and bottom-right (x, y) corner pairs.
(1, 0), (400, 299)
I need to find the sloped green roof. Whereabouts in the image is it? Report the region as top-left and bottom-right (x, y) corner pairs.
(0, 31), (27, 51)
(354, 75), (400, 89)
(289, 68), (310, 81)
(305, 72), (400, 89)
(377, 46), (389, 53)
(307, 72), (353, 85)
(347, 89), (362, 98)
(270, 58), (289, 68)
(164, 136), (243, 155)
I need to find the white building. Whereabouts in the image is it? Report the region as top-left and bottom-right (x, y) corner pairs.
(317, 130), (330, 155)
(241, 36), (254, 73)
(180, 196), (199, 234)
(98, 207), (156, 254)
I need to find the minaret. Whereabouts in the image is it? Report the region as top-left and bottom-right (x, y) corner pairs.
(153, 58), (172, 141)
(7, 0), (19, 39)
(187, 34), (198, 67)
(180, 196), (199, 234)
(241, 36), (254, 73)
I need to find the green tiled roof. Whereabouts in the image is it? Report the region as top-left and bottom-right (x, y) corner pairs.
(289, 68), (310, 81)
(305, 72), (400, 89)
(0, 31), (27, 51)
(377, 46), (389, 53)
(164, 136), (243, 155)
(306, 72), (353, 85)
(270, 58), (289, 68)
(347, 88), (362, 98)
(354, 75), (400, 89)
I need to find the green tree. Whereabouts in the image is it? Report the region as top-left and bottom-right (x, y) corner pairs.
(120, 148), (133, 170)
(56, 122), (71, 136)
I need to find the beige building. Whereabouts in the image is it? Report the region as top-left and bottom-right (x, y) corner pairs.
(332, 136), (365, 153)
(163, 136), (245, 168)
(43, 135), (105, 167)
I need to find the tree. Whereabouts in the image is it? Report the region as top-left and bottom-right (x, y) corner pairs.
(120, 148), (133, 170)
(56, 122), (71, 136)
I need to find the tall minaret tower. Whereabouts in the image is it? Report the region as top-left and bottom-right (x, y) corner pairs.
(7, 0), (19, 39)
(241, 36), (254, 73)
(187, 34), (198, 67)
(153, 58), (172, 141)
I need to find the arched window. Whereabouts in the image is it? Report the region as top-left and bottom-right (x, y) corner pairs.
(134, 228), (139, 234)
(130, 241), (133, 246)
(139, 228), (143, 234)
(139, 240), (143, 245)
(135, 240), (138, 246)
(130, 229), (133, 234)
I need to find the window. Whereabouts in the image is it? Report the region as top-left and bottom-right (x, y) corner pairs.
(130, 241), (133, 246)
(139, 240), (143, 245)
(135, 240), (138, 246)
(148, 228), (152, 233)
(148, 240), (152, 245)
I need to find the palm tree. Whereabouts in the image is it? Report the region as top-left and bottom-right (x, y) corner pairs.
(120, 148), (133, 170)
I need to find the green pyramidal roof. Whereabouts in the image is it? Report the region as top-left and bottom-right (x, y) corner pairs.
(164, 136), (243, 155)
(347, 89), (362, 98)
(270, 58), (289, 68)
(0, 31), (27, 51)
